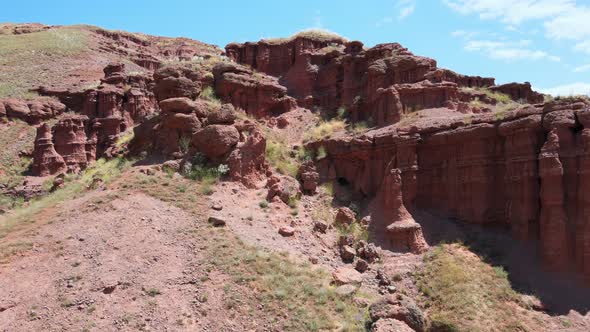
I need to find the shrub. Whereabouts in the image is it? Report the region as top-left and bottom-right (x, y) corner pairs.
(304, 119), (346, 142)
(200, 86), (221, 105)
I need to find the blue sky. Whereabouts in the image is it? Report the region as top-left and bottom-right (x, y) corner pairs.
(2, 0), (590, 95)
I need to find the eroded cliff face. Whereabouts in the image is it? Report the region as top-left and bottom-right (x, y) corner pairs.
(309, 98), (590, 279)
(32, 63), (158, 175)
(226, 38), (507, 126)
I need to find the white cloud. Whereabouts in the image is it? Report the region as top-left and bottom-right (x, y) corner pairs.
(375, 17), (394, 27)
(461, 39), (560, 62)
(451, 29), (479, 39)
(444, 0), (575, 25)
(575, 40), (590, 54)
(397, 0), (416, 20)
(443, 0), (590, 54)
(537, 82), (590, 96)
(574, 64), (590, 73)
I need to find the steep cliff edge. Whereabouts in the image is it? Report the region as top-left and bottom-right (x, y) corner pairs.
(308, 97), (590, 280)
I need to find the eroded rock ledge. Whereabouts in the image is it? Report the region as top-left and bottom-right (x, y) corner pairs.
(307, 97), (590, 279)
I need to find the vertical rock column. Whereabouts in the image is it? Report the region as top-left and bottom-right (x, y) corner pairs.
(53, 116), (90, 173)
(576, 110), (590, 278)
(498, 115), (542, 240)
(31, 123), (67, 176)
(395, 134), (419, 210)
(381, 166), (428, 254)
(538, 130), (569, 270)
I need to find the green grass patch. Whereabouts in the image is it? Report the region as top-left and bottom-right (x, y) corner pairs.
(0, 157), (131, 239)
(0, 26), (89, 98)
(203, 231), (371, 331)
(416, 244), (527, 332)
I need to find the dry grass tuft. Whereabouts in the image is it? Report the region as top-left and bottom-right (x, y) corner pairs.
(416, 243), (531, 332)
(261, 29), (347, 45)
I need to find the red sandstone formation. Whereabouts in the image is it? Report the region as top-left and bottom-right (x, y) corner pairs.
(310, 97), (590, 279)
(52, 116), (92, 173)
(31, 63), (158, 175)
(227, 123), (268, 188)
(376, 166), (428, 254)
(226, 36), (522, 126)
(0, 98), (66, 124)
(31, 124), (67, 176)
(213, 62), (297, 118)
(491, 82), (544, 104)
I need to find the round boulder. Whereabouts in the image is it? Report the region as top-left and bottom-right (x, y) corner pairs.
(192, 125), (239, 159)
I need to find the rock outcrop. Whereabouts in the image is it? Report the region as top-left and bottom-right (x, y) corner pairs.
(213, 62), (297, 118)
(491, 82), (544, 104)
(31, 123), (67, 176)
(0, 97), (66, 124)
(226, 36), (527, 127)
(310, 97), (590, 279)
(32, 63), (158, 175)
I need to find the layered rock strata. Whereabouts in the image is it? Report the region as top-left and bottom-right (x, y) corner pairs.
(310, 98), (590, 279)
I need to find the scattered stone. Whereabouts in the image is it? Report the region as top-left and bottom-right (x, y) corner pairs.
(335, 207), (356, 226)
(376, 269), (392, 286)
(313, 220), (328, 233)
(308, 256), (319, 264)
(355, 259), (369, 273)
(208, 216), (226, 227)
(340, 245), (356, 263)
(162, 160), (181, 172)
(369, 295), (425, 332)
(332, 267), (363, 285)
(358, 241), (381, 263)
(278, 226), (295, 237)
(211, 204), (223, 211)
(371, 318), (414, 332)
(335, 284), (357, 297)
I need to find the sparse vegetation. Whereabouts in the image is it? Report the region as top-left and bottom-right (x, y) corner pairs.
(416, 243), (529, 332)
(260, 29), (347, 45)
(200, 86), (222, 105)
(0, 26), (89, 98)
(201, 230), (371, 331)
(265, 133), (311, 176)
(0, 157), (131, 239)
(304, 119), (346, 142)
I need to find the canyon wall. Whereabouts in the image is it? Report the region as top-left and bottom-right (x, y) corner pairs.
(310, 98), (590, 279)
(226, 37), (503, 125)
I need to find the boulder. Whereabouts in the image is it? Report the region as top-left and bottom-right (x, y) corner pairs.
(278, 226), (295, 237)
(371, 318), (414, 332)
(191, 125), (239, 159)
(313, 220), (328, 233)
(369, 295), (425, 332)
(335, 207), (356, 226)
(208, 216), (226, 227)
(340, 245), (357, 263)
(266, 175), (301, 204)
(159, 97), (198, 114)
(206, 103), (237, 125)
(297, 161), (319, 194)
(332, 267), (363, 285)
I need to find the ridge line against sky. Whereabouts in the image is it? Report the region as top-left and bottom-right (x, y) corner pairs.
(1, 0), (589, 96)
